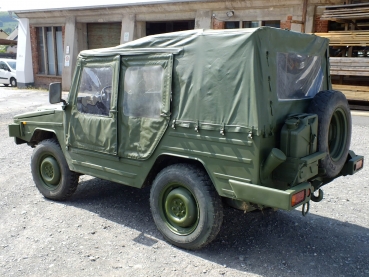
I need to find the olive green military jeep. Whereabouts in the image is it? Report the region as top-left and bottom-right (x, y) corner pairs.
(9, 27), (364, 250)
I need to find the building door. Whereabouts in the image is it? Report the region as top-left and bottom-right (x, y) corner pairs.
(87, 23), (121, 49)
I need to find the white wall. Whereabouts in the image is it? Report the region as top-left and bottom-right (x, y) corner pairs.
(16, 18), (34, 88)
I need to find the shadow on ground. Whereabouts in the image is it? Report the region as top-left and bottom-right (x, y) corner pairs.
(66, 177), (369, 277)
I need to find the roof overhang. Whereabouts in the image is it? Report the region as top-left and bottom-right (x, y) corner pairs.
(8, 0), (204, 13)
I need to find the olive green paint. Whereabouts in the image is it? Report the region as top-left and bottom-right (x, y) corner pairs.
(8, 27), (363, 212)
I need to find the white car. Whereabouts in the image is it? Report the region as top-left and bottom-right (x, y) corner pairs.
(0, 59), (17, 87)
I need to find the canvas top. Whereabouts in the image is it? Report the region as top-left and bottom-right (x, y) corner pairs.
(77, 27), (330, 136)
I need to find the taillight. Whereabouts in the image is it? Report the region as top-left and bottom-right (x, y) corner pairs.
(291, 190), (306, 207)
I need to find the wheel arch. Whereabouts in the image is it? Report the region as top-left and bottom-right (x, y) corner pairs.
(30, 128), (59, 147)
(143, 154), (215, 189)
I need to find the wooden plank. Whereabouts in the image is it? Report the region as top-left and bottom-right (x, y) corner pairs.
(330, 70), (369, 76)
(330, 59), (369, 63)
(314, 32), (369, 47)
(330, 67), (369, 72)
(332, 84), (369, 102)
(325, 3), (369, 10)
(333, 84), (369, 92)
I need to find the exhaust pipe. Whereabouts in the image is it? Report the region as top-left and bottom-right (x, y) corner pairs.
(260, 148), (286, 182)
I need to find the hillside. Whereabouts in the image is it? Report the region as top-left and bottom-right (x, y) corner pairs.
(0, 12), (18, 35)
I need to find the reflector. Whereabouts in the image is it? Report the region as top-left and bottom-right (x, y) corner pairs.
(291, 190), (306, 207)
(355, 159), (363, 171)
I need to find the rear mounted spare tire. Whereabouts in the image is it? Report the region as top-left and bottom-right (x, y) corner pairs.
(308, 90), (351, 178)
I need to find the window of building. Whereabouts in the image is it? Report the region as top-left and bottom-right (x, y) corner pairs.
(262, 20), (281, 28)
(243, 21), (259, 28)
(225, 21), (261, 29)
(37, 26), (64, 76)
(225, 21), (240, 29)
(146, 21), (195, 36)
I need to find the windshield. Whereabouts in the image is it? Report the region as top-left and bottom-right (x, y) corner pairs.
(277, 53), (323, 100)
(7, 61), (16, 70)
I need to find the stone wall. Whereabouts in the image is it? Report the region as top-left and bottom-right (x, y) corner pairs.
(280, 15), (292, 30)
(314, 16), (329, 33)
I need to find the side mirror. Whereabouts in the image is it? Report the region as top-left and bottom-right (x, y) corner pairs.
(49, 82), (62, 104)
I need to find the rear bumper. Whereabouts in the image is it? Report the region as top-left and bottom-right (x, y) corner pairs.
(229, 180), (312, 211)
(340, 150), (364, 176)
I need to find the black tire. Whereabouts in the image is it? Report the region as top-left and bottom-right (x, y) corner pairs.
(4, 84), (9, 87)
(31, 139), (79, 201)
(10, 78), (17, 87)
(308, 90), (352, 178)
(150, 164), (223, 250)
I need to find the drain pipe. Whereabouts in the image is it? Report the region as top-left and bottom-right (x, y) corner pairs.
(302, 0), (308, 33)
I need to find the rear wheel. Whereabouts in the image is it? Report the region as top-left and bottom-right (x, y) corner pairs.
(150, 164), (223, 250)
(31, 139), (79, 200)
(308, 90), (351, 178)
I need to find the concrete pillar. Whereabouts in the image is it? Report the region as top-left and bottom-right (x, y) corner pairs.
(16, 18), (34, 88)
(120, 14), (136, 44)
(305, 6), (316, 33)
(135, 21), (146, 40)
(76, 23), (88, 52)
(62, 16), (78, 91)
(195, 10), (212, 29)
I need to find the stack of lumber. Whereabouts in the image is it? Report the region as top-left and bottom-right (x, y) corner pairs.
(329, 57), (369, 76)
(321, 3), (369, 21)
(332, 84), (369, 102)
(314, 31), (369, 46)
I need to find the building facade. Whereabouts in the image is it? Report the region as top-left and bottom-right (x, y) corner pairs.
(12, 0), (347, 89)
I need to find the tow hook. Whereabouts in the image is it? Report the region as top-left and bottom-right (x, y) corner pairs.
(302, 201), (310, 216)
(311, 189), (324, 202)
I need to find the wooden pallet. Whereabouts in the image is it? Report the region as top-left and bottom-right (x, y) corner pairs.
(315, 31), (369, 46)
(321, 3), (369, 21)
(329, 57), (369, 76)
(332, 84), (369, 102)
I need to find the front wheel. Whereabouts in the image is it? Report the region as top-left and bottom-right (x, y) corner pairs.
(10, 78), (17, 87)
(150, 164), (223, 250)
(31, 139), (79, 200)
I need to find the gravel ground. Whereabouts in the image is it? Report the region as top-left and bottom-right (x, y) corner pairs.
(0, 86), (368, 277)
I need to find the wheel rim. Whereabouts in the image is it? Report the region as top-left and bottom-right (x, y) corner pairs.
(39, 155), (61, 188)
(328, 107), (348, 162)
(11, 79), (16, 86)
(160, 184), (199, 235)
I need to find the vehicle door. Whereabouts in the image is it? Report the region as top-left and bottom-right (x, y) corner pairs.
(0, 61), (10, 84)
(118, 53), (173, 159)
(67, 55), (120, 155)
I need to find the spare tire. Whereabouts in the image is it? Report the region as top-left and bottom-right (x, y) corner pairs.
(308, 90), (351, 178)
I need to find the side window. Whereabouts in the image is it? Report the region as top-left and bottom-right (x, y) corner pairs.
(123, 65), (164, 118)
(76, 66), (113, 116)
(0, 62), (5, 70)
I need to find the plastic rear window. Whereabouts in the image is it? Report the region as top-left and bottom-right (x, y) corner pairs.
(277, 53), (323, 100)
